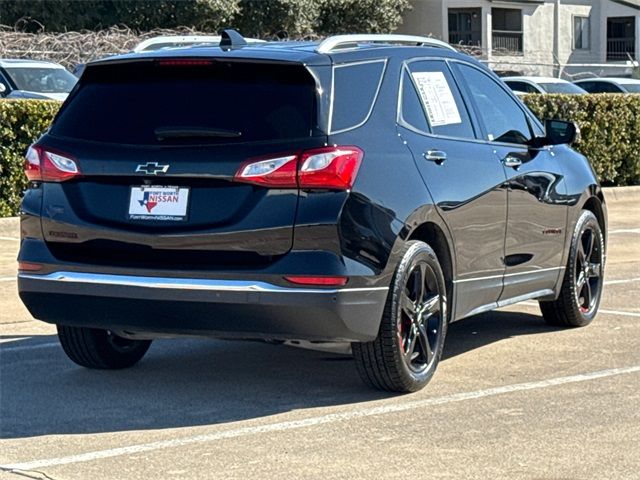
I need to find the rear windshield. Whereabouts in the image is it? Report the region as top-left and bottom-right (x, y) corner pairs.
(50, 61), (317, 145)
(621, 83), (640, 93)
(5, 67), (77, 93)
(539, 82), (586, 94)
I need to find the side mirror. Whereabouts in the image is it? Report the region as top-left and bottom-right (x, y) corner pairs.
(0, 83), (6, 95)
(544, 119), (581, 145)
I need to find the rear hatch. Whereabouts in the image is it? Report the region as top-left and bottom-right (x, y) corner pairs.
(37, 58), (325, 269)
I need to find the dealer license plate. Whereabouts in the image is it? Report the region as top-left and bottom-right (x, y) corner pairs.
(128, 186), (189, 221)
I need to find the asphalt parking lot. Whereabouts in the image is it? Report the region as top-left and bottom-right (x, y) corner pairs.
(1, 191), (638, 480)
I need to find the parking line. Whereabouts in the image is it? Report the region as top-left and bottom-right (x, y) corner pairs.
(0, 236), (19, 241)
(0, 276), (15, 282)
(608, 228), (640, 234)
(605, 277), (640, 285)
(1, 364), (639, 472)
(0, 341), (60, 353)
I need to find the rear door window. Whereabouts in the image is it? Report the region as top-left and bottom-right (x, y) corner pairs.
(404, 60), (476, 139)
(50, 61), (317, 145)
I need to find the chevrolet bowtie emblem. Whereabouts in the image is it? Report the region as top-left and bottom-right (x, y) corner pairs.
(135, 162), (170, 175)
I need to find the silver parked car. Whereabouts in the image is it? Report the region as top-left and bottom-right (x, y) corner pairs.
(574, 77), (640, 93)
(0, 59), (77, 101)
(502, 76), (587, 95)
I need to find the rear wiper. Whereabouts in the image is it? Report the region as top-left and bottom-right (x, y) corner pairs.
(154, 126), (242, 140)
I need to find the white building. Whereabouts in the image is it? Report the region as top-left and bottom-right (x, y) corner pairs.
(399, 0), (640, 77)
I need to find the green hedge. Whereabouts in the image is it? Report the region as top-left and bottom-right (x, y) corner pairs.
(1, 94), (639, 217)
(0, 99), (61, 217)
(523, 94), (640, 186)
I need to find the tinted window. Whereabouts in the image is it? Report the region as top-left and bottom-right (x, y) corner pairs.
(580, 81), (621, 93)
(455, 64), (532, 144)
(505, 81), (539, 94)
(407, 60), (475, 139)
(593, 82), (623, 93)
(331, 60), (385, 132)
(577, 81), (595, 92)
(51, 62), (316, 145)
(400, 69), (429, 132)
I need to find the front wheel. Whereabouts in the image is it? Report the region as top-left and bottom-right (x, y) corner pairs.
(352, 241), (448, 392)
(57, 325), (152, 369)
(540, 210), (605, 327)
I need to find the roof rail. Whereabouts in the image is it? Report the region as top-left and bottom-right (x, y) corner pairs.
(316, 34), (456, 54)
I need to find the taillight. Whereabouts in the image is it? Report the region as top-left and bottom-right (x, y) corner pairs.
(157, 59), (214, 67)
(235, 154), (298, 187)
(284, 275), (349, 286)
(24, 145), (80, 182)
(298, 147), (363, 189)
(18, 261), (43, 272)
(233, 146), (363, 190)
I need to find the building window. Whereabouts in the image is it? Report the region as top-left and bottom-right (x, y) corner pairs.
(448, 8), (482, 46)
(574, 16), (590, 50)
(607, 16), (636, 61)
(492, 8), (523, 55)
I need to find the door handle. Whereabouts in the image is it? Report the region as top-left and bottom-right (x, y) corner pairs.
(502, 155), (522, 168)
(424, 150), (447, 165)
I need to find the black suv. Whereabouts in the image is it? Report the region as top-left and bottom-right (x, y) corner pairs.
(18, 32), (607, 392)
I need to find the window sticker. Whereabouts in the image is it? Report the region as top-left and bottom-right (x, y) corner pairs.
(411, 71), (462, 127)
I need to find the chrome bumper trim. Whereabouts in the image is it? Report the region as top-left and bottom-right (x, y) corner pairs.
(18, 272), (388, 295)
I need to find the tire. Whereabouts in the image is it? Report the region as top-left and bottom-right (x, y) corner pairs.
(57, 325), (152, 369)
(540, 210), (605, 327)
(352, 241), (448, 393)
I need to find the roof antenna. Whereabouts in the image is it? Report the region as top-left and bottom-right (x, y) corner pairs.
(220, 29), (248, 50)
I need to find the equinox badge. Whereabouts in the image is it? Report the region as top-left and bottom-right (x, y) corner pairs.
(135, 162), (170, 175)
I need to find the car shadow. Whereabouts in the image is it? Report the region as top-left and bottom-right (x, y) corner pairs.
(443, 309), (556, 359)
(0, 310), (553, 439)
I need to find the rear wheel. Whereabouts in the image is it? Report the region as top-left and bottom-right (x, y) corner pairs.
(352, 241), (448, 392)
(540, 210), (604, 327)
(57, 325), (152, 369)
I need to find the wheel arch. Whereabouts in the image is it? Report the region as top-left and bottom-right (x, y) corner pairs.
(581, 188), (607, 252)
(406, 221), (455, 320)
(582, 193), (605, 229)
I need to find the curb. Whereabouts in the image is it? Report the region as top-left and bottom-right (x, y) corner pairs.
(0, 216), (18, 237)
(603, 186), (640, 202)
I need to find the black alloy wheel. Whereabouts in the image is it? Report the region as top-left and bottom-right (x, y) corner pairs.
(398, 262), (442, 373)
(353, 241), (448, 392)
(574, 225), (603, 315)
(540, 210), (604, 327)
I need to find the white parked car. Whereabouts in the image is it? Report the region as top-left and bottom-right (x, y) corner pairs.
(132, 35), (265, 53)
(502, 76), (587, 95)
(574, 77), (640, 93)
(0, 58), (78, 100)
(0, 59), (77, 101)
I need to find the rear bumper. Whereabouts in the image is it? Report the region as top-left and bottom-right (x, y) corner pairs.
(18, 272), (388, 342)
